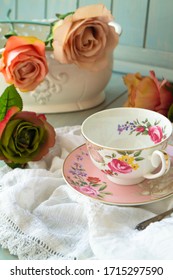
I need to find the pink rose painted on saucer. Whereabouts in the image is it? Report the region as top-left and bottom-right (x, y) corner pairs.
(68, 151), (112, 199)
(79, 185), (99, 197)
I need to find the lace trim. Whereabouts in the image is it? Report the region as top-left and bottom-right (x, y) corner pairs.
(0, 212), (76, 260)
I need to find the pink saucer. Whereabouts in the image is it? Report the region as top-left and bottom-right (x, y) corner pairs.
(62, 144), (173, 206)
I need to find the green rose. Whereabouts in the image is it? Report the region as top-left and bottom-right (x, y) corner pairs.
(0, 106), (56, 167)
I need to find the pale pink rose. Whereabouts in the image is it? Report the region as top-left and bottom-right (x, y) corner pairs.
(148, 125), (163, 143)
(80, 185), (98, 197)
(0, 36), (48, 92)
(108, 159), (132, 174)
(53, 4), (119, 71)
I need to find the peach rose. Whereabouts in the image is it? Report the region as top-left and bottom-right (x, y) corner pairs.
(53, 4), (119, 71)
(0, 36), (48, 91)
(123, 71), (173, 116)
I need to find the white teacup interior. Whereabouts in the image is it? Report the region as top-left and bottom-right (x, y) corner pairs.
(82, 108), (172, 149)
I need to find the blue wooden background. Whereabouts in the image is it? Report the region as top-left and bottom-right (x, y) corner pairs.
(0, 0), (173, 79)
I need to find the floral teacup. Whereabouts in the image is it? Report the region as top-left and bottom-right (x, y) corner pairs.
(81, 108), (172, 185)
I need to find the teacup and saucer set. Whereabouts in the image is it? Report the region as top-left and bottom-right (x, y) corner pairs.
(63, 108), (173, 206)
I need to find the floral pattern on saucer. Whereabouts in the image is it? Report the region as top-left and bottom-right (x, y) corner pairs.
(63, 144), (173, 205)
(66, 149), (112, 200)
(117, 118), (166, 144)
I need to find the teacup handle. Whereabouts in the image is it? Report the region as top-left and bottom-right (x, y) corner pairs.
(144, 150), (170, 180)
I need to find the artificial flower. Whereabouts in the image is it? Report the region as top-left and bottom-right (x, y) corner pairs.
(123, 71), (173, 118)
(0, 36), (48, 92)
(53, 4), (119, 71)
(0, 4), (119, 94)
(0, 85), (55, 168)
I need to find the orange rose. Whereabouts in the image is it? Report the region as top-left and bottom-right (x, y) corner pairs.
(52, 4), (119, 71)
(0, 36), (48, 91)
(123, 71), (173, 116)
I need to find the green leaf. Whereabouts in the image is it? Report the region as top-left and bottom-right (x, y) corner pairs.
(55, 11), (74, 20)
(98, 185), (107, 191)
(4, 30), (18, 39)
(146, 122), (151, 128)
(117, 151), (126, 155)
(135, 157), (144, 161)
(134, 150), (142, 157)
(168, 104), (173, 122)
(142, 130), (148, 135)
(105, 155), (112, 159)
(102, 192), (112, 195)
(45, 22), (54, 47)
(0, 85), (23, 121)
(126, 150), (134, 154)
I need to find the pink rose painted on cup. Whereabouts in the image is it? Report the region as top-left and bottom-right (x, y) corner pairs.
(80, 185), (98, 197)
(108, 159), (132, 174)
(148, 125), (163, 143)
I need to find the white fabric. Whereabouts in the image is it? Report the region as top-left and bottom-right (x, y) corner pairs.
(0, 126), (173, 260)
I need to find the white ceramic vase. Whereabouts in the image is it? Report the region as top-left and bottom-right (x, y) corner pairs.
(21, 50), (113, 113)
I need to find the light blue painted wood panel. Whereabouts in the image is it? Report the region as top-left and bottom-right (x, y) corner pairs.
(46, 0), (78, 19)
(16, 0), (45, 19)
(112, 0), (148, 47)
(0, 0), (16, 19)
(146, 0), (173, 52)
(79, 0), (112, 10)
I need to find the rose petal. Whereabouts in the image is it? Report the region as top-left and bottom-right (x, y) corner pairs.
(0, 106), (20, 138)
(73, 4), (113, 23)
